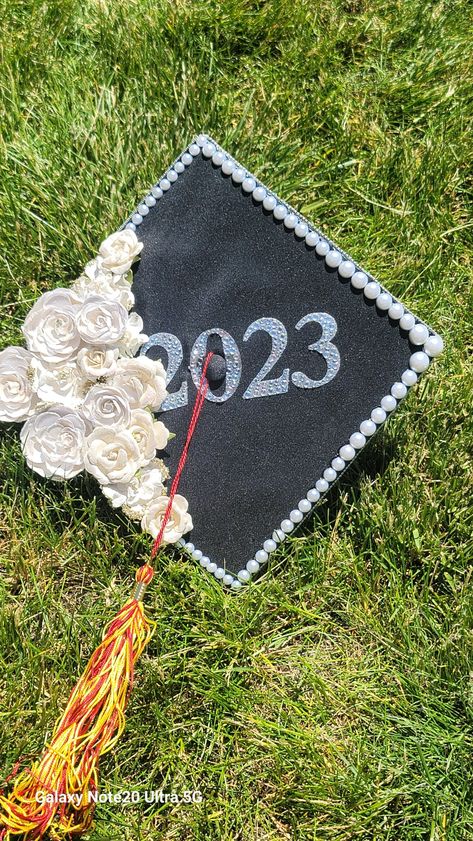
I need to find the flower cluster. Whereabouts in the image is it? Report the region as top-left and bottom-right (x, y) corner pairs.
(0, 230), (192, 545)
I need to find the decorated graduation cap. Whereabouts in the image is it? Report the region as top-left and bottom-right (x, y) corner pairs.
(0, 134), (443, 838)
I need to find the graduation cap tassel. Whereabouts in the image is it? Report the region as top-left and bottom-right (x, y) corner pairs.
(0, 354), (213, 840)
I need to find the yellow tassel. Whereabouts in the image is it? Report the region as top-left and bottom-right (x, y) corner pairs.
(0, 577), (154, 840)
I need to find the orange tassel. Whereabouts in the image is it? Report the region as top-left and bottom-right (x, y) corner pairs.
(0, 568), (154, 839)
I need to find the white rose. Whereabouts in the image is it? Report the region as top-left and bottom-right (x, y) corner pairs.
(117, 312), (148, 357)
(77, 347), (119, 379)
(22, 288), (82, 363)
(82, 385), (131, 428)
(111, 356), (167, 411)
(128, 408), (168, 462)
(153, 420), (171, 450)
(84, 427), (144, 485)
(32, 359), (87, 410)
(76, 295), (128, 346)
(102, 462), (166, 517)
(98, 230), (143, 275)
(141, 494), (193, 545)
(20, 406), (87, 480)
(73, 269), (134, 311)
(0, 346), (38, 422)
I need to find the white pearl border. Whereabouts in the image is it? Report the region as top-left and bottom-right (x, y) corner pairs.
(123, 134), (444, 592)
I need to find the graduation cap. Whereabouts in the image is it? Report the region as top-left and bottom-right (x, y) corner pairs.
(123, 133), (443, 588)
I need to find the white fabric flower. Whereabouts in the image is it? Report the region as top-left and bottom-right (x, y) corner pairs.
(20, 406), (87, 480)
(22, 289), (82, 363)
(82, 384), (131, 428)
(73, 266), (134, 311)
(117, 312), (148, 357)
(77, 347), (119, 379)
(153, 420), (171, 450)
(0, 347), (38, 422)
(33, 360), (86, 410)
(111, 356), (167, 410)
(76, 296), (128, 346)
(141, 494), (193, 545)
(101, 462), (166, 517)
(98, 230), (143, 275)
(128, 408), (167, 462)
(84, 427), (144, 485)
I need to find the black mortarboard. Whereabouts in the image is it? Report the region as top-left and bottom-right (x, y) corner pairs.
(126, 134), (443, 588)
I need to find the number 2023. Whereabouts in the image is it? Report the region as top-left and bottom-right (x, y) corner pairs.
(140, 313), (340, 411)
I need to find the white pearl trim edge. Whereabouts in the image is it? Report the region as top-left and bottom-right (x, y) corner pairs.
(123, 133), (444, 592)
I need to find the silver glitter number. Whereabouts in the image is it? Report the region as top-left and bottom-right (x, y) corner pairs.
(242, 317), (289, 399)
(140, 332), (188, 411)
(291, 313), (340, 389)
(190, 328), (242, 403)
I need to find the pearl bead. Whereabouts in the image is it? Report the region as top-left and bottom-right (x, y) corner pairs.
(305, 230), (319, 247)
(159, 178), (171, 191)
(349, 432), (366, 449)
(273, 204), (287, 220)
(381, 395), (397, 412)
(177, 538), (186, 546)
(409, 351), (430, 373)
(283, 213), (298, 229)
(253, 186), (266, 202)
(388, 302), (404, 320)
(264, 539), (277, 552)
(182, 152), (193, 166)
(316, 240), (330, 256)
(325, 249), (342, 268)
(402, 369), (417, 386)
(307, 488), (320, 503)
(138, 204), (149, 216)
(242, 177), (256, 193)
(399, 313), (415, 331)
(324, 467), (337, 482)
(263, 194), (277, 211)
(351, 271), (368, 289)
(202, 142), (216, 158)
(295, 222), (309, 238)
(215, 567), (225, 579)
(255, 549), (269, 563)
(331, 456), (345, 472)
(167, 169), (178, 182)
(231, 580), (242, 590)
(360, 419), (376, 436)
(207, 562), (217, 574)
(340, 444), (356, 461)
(376, 292), (392, 311)
(238, 569), (251, 582)
(188, 144), (200, 156)
(409, 323), (429, 345)
(364, 281), (380, 300)
(132, 213), (143, 225)
(338, 260), (355, 278)
(371, 407), (387, 424)
(246, 559), (260, 573)
(232, 167), (245, 184)
(391, 382), (407, 399)
(125, 222), (136, 231)
(174, 161), (185, 173)
(424, 334), (444, 357)
(223, 574), (234, 587)
(221, 158), (235, 175)
(151, 186), (163, 199)
(196, 135), (206, 146)
(298, 499), (312, 513)
(281, 519), (294, 533)
(316, 478), (329, 492)
(185, 542), (195, 553)
(212, 151), (225, 167)
(273, 529), (285, 543)
(145, 195), (156, 207)
(200, 556), (210, 567)
(192, 549), (203, 560)
(290, 509), (303, 523)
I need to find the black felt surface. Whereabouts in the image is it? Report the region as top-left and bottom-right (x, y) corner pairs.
(132, 147), (414, 574)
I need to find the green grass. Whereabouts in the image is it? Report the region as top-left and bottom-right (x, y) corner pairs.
(0, 0), (472, 838)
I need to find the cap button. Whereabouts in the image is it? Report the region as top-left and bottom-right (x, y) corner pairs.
(206, 353), (226, 386)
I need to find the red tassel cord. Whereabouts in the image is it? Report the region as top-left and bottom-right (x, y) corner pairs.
(0, 353), (213, 840)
